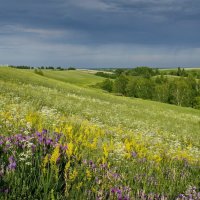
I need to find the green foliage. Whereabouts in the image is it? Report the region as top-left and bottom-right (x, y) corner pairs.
(126, 77), (154, 99)
(34, 69), (44, 76)
(95, 71), (116, 79)
(0, 67), (200, 199)
(9, 65), (32, 69)
(176, 67), (188, 77)
(113, 74), (128, 95)
(194, 96), (200, 109)
(169, 78), (192, 106)
(103, 72), (200, 109)
(115, 68), (125, 76)
(100, 78), (113, 92)
(153, 83), (170, 103)
(128, 66), (157, 78)
(68, 67), (76, 70)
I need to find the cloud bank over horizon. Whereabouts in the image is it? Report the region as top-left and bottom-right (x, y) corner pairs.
(0, 0), (200, 68)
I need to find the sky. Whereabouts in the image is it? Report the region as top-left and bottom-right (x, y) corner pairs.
(0, 0), (200, 68)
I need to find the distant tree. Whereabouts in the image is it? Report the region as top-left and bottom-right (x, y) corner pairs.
(128, 66), (155, 78)
(176, 67), (188, 77)
(194, 96), (200, 109)
(126, 77), (154, 99)
(196, 80), (200, 95)
(155, 68), (160, 75)
(177, 67), (182, 76)
(135, 78), (154, 99)
(126, 78), (138, 97)
(181, 68), (188, 77)
(155, 74), (168, 84)
(153, 83), (169, 103)
(56, 67), (64, 70)
(113, 74), (128, 95)
(169, 78), (192, 106)
(115, 69), (124, 76)
(34, 69), (44, 76)
(95, 72), (116, 79)
(68, 67), (76, 70)
(101, 79), (113, 92)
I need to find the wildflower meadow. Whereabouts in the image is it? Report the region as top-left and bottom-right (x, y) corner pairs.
(0, 67), (200, 199)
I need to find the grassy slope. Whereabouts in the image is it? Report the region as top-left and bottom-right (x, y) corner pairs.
(0, 67), (200, 146)
(160, 68), (200, 73)
(43, 70), (104, 86)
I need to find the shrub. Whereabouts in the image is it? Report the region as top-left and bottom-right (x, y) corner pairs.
(34, 69), (44, 76)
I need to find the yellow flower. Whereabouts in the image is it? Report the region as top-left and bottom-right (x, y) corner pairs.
(64, 161), (71, 173)
(103, 144), (109, 159)
(76, 182), (83, 190)
(42, 154), (49, 173)
(50, 145), (60, 165)
(152, 154), (162, 163)
(66, 142), (74, 158)
(69, 169), (78, 181)
(86, 169), (92, 180)
(124, 140), (132, 152)
(67, 125), (73, 138)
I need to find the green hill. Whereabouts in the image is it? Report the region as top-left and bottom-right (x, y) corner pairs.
(0, 67), (199, 141)
(43, 69), (105, 86)
(0, 67), (200, 199)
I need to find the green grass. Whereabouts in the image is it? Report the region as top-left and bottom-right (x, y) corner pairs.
(0, 67), (200, 199)
(159, 67), (200, 73)
(43, 69), (105, 86)
(0, 67), (200, 145)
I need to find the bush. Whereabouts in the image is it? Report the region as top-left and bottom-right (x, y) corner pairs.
(68, 67), (76, 70)
(101, 79), (113, 92)
(34, 69), (44, 76)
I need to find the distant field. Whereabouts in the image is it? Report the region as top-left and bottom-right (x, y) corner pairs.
(0, 67), (200, 199)
(160, 67), (200, 72)
(43, 69), (105, 86)
(0, 67), (200, 140)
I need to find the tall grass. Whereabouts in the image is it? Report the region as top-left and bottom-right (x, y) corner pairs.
(0, 67), (200, 199)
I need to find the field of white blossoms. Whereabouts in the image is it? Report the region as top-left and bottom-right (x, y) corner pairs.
(0, 67), (200, 199)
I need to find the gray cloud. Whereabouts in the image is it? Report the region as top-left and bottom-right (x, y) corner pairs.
(0, 0), (200, 67)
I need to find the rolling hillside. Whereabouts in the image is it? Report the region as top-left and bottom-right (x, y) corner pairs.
(0, 67), (200, 199)
(0, 67), (199, 141)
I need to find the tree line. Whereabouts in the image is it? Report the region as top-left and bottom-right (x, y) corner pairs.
(99, 67), (200, 109)
(9, 65), (76, 70)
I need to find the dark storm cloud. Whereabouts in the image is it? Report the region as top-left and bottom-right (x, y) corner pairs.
(0, 0), (200, 67)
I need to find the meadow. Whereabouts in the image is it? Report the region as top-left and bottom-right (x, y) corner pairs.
(0, 67), (200, 199)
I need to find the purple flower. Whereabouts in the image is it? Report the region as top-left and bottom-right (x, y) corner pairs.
(8, 156), (16, 171)
(91, 163), (96, 169)
(60, 145), (67, 151)
(112, 173), (120, 180)
(178, 194), (184, 198)
(42, 129), (47, 135)
(36, 132), (41, 137)
(83, 159), (87, 164)
(111, 188), (117, 193)
(124, 196), (130, 200)
(131, 151), (137, 158)
(4, 189), (9, 194)
(31, 144), (36, 152)
(38, 136), (43, 143)
(100, 163), (107, 169)
(116, 189), (122, 195)
(54, 133), (61, 142)
(89, 160), (93, 164)
(46, 139), (53, 146)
